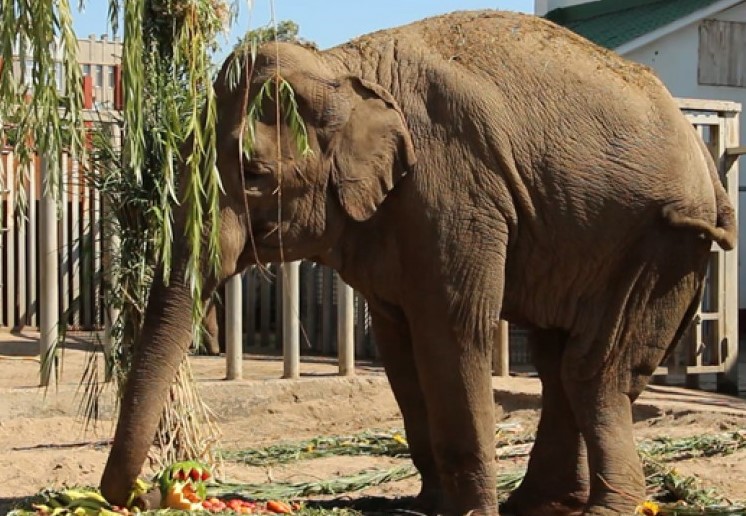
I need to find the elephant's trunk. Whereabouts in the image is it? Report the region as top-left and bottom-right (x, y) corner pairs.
(100, 252), (203, 506)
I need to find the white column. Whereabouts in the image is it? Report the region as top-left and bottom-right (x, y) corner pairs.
(336, 275), (355, 376)
(225, 273), (243, 380)
(282, 261), (300, 379)
(39, 155), (58, 386)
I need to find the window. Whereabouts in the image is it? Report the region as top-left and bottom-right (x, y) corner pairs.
(82, 63), (90, 76)
(699, 19), (746, 88)
(95, 64), (103, 87)
(108, 65), (115, 88)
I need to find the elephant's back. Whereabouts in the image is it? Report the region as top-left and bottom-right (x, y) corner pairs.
(416, 10), (657, 88)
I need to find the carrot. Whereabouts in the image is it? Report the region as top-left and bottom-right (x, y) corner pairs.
(266, 500), (292, 514)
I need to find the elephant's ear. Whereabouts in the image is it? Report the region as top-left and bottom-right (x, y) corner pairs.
(326, 77), (416, 221)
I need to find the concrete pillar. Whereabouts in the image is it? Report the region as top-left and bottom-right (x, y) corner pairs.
(225, 273), (243, 380)
(282, 261), (300, 379)
(336, 275), (355, 376)
(39, 154), (58, 387)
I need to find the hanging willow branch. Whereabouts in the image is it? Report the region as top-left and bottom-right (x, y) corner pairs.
(0, 0), (85, 213)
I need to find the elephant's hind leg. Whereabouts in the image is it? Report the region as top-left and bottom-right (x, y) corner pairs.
(501, 329), (588, 516)
(562, 232), (710, 515)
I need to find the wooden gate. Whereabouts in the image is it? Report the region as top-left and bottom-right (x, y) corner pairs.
(653, 99), (741, 393)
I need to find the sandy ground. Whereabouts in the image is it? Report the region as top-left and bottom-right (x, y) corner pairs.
(2, 332), (746, 514)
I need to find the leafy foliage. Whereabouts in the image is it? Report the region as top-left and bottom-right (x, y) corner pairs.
(0, 0), (85, 211)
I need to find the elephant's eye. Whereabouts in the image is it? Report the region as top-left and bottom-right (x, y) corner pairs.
(243, 159), (274, 178)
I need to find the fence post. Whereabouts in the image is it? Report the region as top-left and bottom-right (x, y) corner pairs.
(39, 154), (58, 386)
(225, 273), (243, 380)
(336, 274), (355, 376)
(282, 261), (300, 379)
(103, 124), (122, 380)
(717, 110), (740, 394)
(492, 320), (510, 377)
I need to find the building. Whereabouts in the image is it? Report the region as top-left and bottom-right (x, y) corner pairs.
(536, 0), (746, 318)
(77, 34), (123, 110)
(8, 34), (122, 110)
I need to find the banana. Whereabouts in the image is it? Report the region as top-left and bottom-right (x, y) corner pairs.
(58, 488), (109, 506)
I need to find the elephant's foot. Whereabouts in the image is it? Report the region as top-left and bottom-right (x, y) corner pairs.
(129, 488), (162, 511)
(580, 495), (639, 516)
(582, 506), (635, 516)
(501, 490), (587, 516)
(409, 479), (446, 515)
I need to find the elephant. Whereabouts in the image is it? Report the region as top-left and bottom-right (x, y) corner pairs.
(99, 10), (736, 516)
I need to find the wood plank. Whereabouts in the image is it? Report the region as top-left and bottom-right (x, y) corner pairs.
(354, 292), (365, 357)
(5, 153), (15, 329)
(0, 152), (6, 326)
(28, 158), (38, 328)
(321, 267), (334, 354)
(301, 261), (317, 351)
(655, 364), (726, 376)
(698, 20), (746, 88)
(677, 98), (742, 113)
(274, 265), (283, 349)
(260, 271), (271, 347)
(5, 152), (15, 328)
(70, 159), (80, 327)
(60, 154), (69, 326)
(717, 112), (740, 394)
(81, 176), (92, 328)
(244, 268), (256, 347)
(93, 177), (102, 327)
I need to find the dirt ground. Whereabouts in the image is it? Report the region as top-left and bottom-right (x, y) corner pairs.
(2, 332), (746, 514)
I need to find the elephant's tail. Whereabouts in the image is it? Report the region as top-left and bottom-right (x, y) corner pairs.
(663, 203), (736, 251)
(663, 136), (737, 251)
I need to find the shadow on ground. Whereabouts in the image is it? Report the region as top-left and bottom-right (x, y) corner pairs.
(308, 495), (423, 515)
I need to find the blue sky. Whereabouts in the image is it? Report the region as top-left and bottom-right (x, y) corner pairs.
(73, 1), (534, 59)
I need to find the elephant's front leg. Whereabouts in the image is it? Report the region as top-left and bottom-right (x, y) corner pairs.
(369, 307), (444, 514)
(408, 299), (499, 515)
(502, 329), (589, 516)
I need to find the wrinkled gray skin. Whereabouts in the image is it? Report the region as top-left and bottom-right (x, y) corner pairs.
(100, 11), (736, 516)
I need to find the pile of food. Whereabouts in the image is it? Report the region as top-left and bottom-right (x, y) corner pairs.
(9, 429), (746, 515)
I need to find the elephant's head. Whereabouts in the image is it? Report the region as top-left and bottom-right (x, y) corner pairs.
(220, 43), (416, 266)
(100, 41), (415, 507)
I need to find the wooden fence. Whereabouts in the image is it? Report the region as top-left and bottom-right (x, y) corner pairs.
(0, 150), (104, 331)
(0, 99), (741, 391)
(217, 264), (375, 357)
(652, 99), (742, 393)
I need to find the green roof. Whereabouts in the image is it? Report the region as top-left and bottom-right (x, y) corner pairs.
(545, 0), (724, 49)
